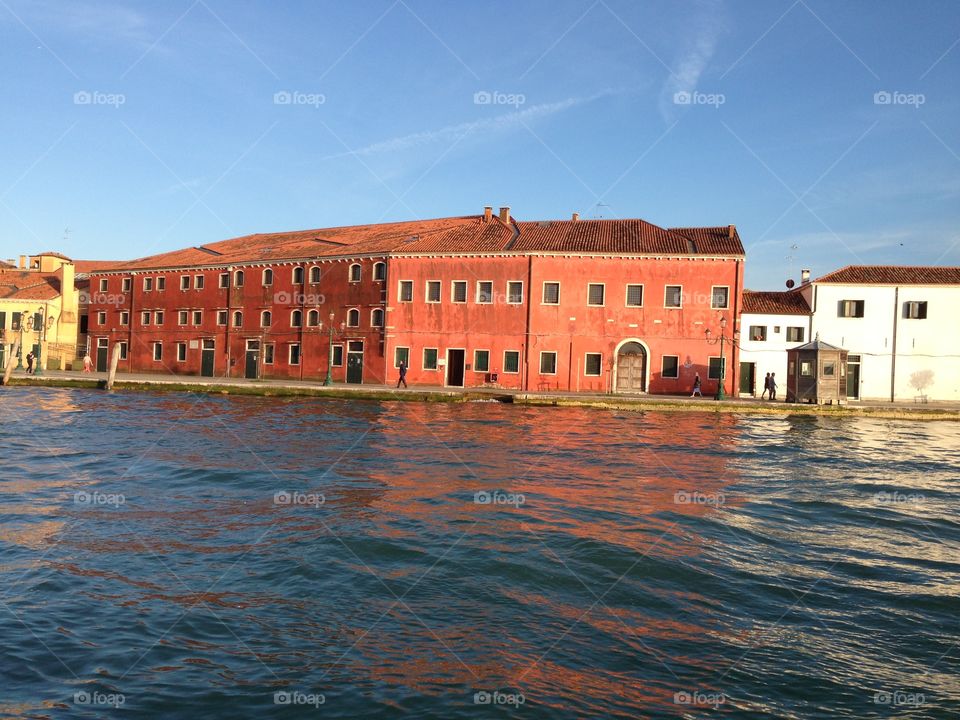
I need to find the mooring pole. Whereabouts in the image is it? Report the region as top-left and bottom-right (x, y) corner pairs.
(2, 338), (20, 386)
(106, 342), (121, 391)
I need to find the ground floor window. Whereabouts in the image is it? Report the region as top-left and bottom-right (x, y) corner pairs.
(504, 350), (520, 374)
(264, 343), (275, 364)
(119, 342), (128, 360)
(152, 342), (162, 361)
(289, 343), (300, 366)
(474, 349), (490, 372)
(176, 343), (186, 362)
(540, 351), (557, 375)
(662, 355), (679, 378)
(584, 353), (602, 376)
(395, 346), (409, 368)
(708, 356), (724, 379)
(332, 345), (343, 366)
(423, 347), (438, 370)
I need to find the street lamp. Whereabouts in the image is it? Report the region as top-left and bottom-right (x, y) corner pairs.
(704, 315), (729, 401)
(320, 311), (345, 386)
(34, 306), (49, 376)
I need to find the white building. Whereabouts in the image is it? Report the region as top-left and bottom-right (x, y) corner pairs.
(738, 289), (812, 397)
(800, 265), (960, 402)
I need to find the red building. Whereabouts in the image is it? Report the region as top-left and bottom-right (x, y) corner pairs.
(87, 207), (744, 395)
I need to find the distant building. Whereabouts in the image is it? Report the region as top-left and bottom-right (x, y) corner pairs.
(738, 288), (812, 396)
(86, 207), (746, 394)
(802, 265), (960, 401)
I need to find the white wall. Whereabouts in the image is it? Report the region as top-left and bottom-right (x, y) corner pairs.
(738, 312), (811, 396)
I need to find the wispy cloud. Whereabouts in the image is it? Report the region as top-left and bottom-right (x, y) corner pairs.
(321, 90), (617, 160)
(659, 0), (727, 121)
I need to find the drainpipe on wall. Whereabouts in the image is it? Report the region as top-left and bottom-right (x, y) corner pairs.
(523, 255), (533, 392)
(128, 274), (136, 371)
(890, 286), (899, 402)
(732, 258), (742, 397)
(225, 267), (232, 378)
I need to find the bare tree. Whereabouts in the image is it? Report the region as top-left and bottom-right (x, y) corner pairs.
(909, 369), (934, 396)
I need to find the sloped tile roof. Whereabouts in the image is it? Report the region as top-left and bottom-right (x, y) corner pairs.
(0, 270), (61, 300)
(742, 289), (811, 315)
(74, 259), (123, 274)
(815, 265), (960, 285)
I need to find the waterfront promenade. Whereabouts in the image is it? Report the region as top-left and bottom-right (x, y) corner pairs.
(4, 369), (958, 420)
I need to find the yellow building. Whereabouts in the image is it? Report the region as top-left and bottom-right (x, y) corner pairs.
(0, 252), (80, 371)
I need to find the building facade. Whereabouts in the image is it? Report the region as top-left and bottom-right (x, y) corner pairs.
(738, 288), (812, 397)
(87, 208), (746, 395)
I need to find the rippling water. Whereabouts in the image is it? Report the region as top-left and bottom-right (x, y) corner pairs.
(1, 387), (958, 718)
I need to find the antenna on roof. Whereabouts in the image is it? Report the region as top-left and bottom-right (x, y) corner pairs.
(63, 227), (71, 243)
(590, 202), (611, 219)
(785, 243), (798, 285)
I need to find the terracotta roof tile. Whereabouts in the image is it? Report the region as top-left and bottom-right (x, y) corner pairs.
(74, 259), (122, 274)
(0, 270), (61, 300)
(815, 265), (960, 285)
(742, 290), (810, 315)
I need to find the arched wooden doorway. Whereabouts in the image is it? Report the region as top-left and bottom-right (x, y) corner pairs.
(615, 341), (647, 393)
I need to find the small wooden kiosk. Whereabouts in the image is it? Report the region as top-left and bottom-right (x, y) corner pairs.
(786, 336), (848, 404)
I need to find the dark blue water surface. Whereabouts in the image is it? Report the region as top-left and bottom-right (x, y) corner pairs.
(1, 387), (958, 718)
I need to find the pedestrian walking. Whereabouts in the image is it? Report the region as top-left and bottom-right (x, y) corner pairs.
(770, 372), (778, 400)
(26, 351), (34, 375)
(83, 353), (93, 373)
(761, 372), (771, 399)
(396, 360), (408, 389)
(691, 373), (702, 397)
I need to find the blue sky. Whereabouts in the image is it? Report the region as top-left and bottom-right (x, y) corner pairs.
(1, 0), (958, 288)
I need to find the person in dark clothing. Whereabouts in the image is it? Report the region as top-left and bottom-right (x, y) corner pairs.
(691, 373), (702, 397)
(396, 360), (408, 389)
(770, 372), (778, 400)
(761, 372), (771, 399)
(26, 352), (34, 375)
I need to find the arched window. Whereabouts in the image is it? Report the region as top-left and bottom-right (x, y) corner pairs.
(349, 263), (361, 282)
(292, 267), (304, 284)
(347, 308), (360, 327)
(373, 262), (386, 281)
(307, 309), (320, 327)
(261, 310), (272, 327)
(371, 308), (384, 327)
(232, 311), (243, 327)
(234, 270), (244, 287)
(309, 266), (321, 283)
(262, 268), (273, 286)
(291, 310), (302, 327)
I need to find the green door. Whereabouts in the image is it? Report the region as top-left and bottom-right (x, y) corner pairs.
(346, 341), (363, 384)
(96, 339), (108, 372)
(201, 339), (215, 377)
(739, 362), (755, 395)
(245, 341), (259, 379)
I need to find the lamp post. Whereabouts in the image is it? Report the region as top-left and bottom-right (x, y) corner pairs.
(705, 316), (729, 401)
(15, 317), (24, 369)
(34, 306), (49, 376)
(321, 312), (344, 386)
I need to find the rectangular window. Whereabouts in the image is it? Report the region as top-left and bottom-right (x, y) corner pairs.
(217, 310), (227, 326)
(289, 343), (300, 365)
(451, 281), (467, 303)
(194, 275), (204, 290)
(625, 284), (644, 307)
(504, 350), (520, 374)
(394, 346), (409, 368)
(801, 361), (813, 376)
(156, 277), (165, 291)
(122, 277), (131, 292)
(822, 361), (835, 376)
(476, 281), (493, 304)
(708, 356), (725, 380)
(584, 353), (602, 376)
(474, 350), (490, 372)
(587, 283), (605, 306)
(423, 347), (438, 370)
(711, 286), (729, 309)
(542, 282), (560, 305)
(96, 311), (106, 325)
(176, 342), (186, 362)
(507, 281), (523, 304)
(143, 277), (153, 292)
(119, 311), (129, 326)
(903, 301), (927, 319)
(264, 344), (275, 365)
(838, 300), (865, 318)
(750, 325), (768, 341)
(152, 342), (162, 361)
(219, 273), (229, 288)
(11, 312), (21, 330)
(178, 310), (188, 325)
(399, 280), (413, 302)
(99, 278), (108, 292)
(426, 280), (441, 303)
(332, 345), (344, 367)
(664, 285), (682, 308)
(540, 351), (557, 375)
(662, 355), (679, 378)
(192, 310), (202, 325)
(181, 275), (190, 290)
(786, 326), (805, 342)
(119, 342), (128, 360)
(141, 311), (151, 325)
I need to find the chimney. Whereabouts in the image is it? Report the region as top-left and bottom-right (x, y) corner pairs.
(499, 206), (510, 223)
(801, 269), (811, 284)
(727, 224), (736, 239)
(483, 206), (493, 223)
(572, 212), (579, 222)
